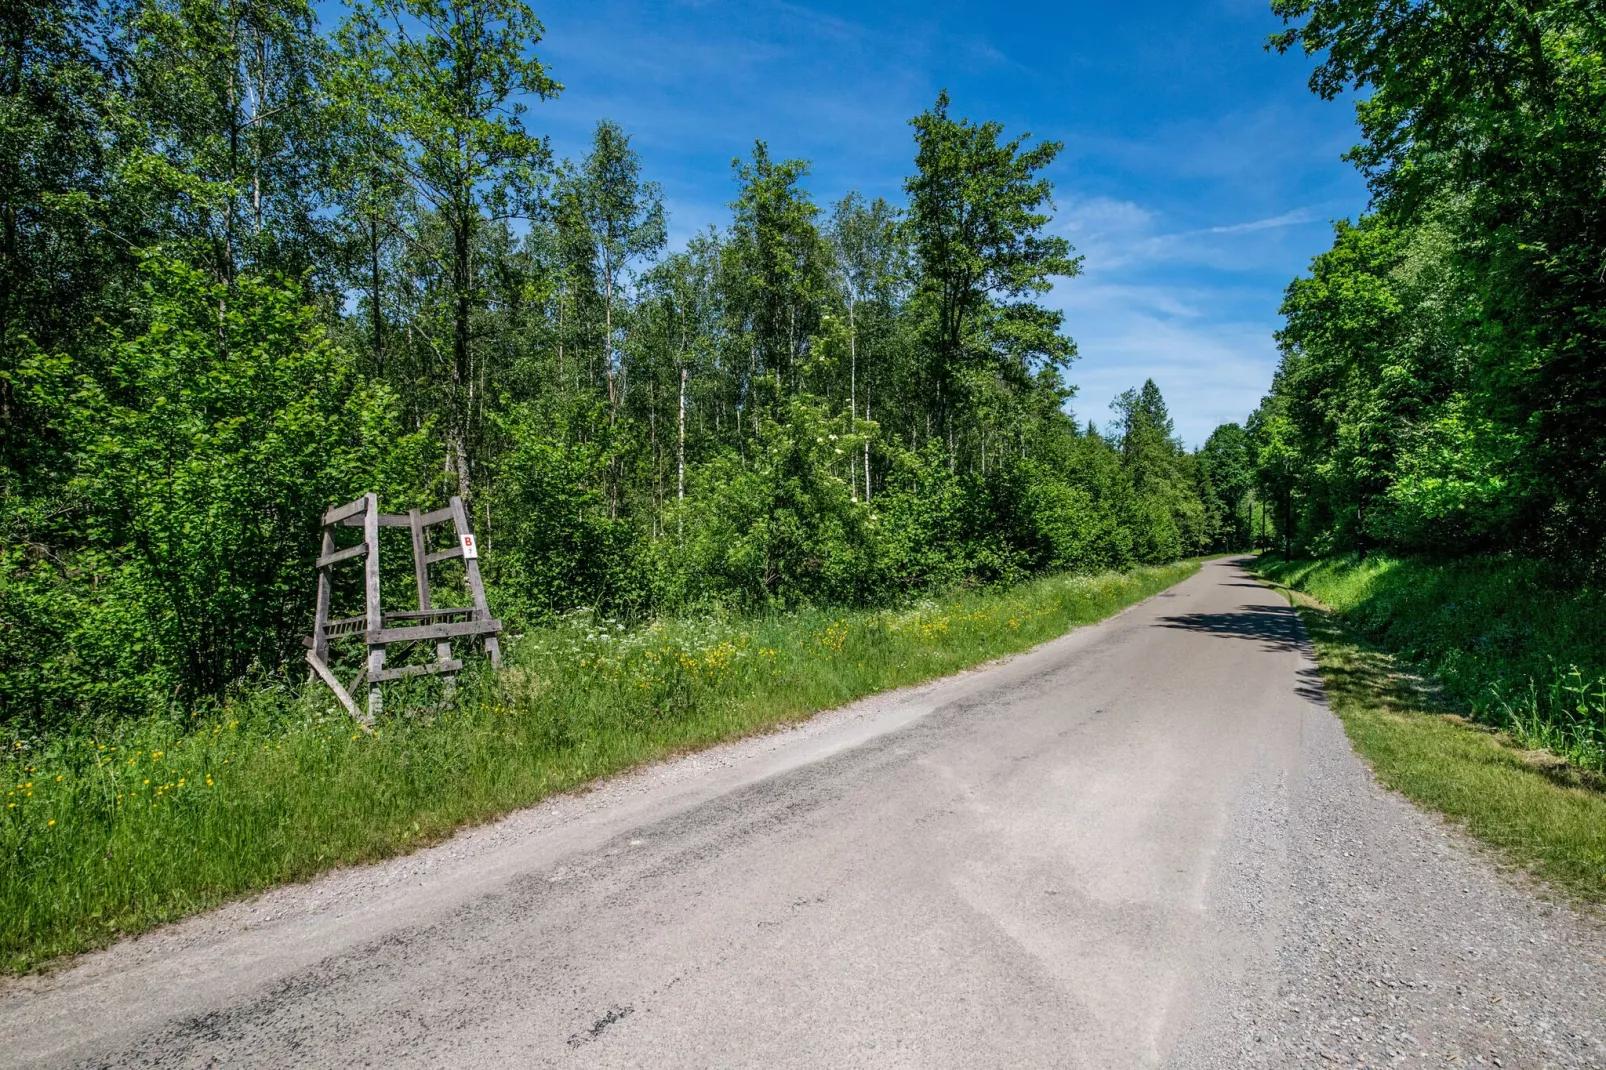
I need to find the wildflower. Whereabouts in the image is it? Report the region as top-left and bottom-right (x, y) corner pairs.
(48, 820), (55, 826)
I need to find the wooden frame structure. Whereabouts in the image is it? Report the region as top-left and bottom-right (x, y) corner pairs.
(304, 494), (501, 723)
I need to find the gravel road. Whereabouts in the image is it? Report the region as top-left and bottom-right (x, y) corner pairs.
(3, 558), (1603, 1068)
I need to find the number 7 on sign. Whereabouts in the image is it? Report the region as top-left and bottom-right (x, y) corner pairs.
(460, 533), (478, 559)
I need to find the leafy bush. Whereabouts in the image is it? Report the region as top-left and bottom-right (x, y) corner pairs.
(1, 258), (425, 730)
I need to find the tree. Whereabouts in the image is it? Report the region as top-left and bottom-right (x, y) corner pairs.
(725, 141), (828, 404)
(828, 192), (904, 500)
(1272, 0), (1606, 568)
(1197, 422), (1254, 551)
(574, 119), (665, 425)
(125, 0), (330, 284)
(1113, 380), (1203, 560)
(904, 90), (1080, 460)
(337, 0), (559, 498)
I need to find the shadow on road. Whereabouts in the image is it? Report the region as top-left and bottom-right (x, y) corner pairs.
(1155, 604), (1307, 654)
(1295, 665), (1328, 705)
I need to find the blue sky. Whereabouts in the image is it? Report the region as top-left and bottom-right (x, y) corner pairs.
(528, 0), (1369, 447)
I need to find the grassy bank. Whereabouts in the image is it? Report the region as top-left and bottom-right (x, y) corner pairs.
(1251, 555), (1606, 901)
(1256, 554), (1606, 772)
(2, 561), (1197, 973)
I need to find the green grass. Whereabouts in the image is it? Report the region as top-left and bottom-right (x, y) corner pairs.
(1256, 553), (1606, 772)
(1250, 560), (1606, 902)
(1, 561), (1198, 973)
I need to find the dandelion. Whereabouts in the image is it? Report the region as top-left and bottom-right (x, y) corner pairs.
(47, 820), (54, 827)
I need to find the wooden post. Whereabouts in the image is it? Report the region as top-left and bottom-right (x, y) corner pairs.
(410, 505), (455, 686)
(450, 495), (500, 667)
(408, 508), (430, 610)
(363, 493), (385, 717)
(313, 525), (334, 667)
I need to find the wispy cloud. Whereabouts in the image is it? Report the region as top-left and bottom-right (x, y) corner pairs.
(1202, 206), (1324, 234)
(1049, 195), (1321, 443)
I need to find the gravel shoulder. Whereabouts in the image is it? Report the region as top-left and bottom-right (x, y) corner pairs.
(3, 559), (1604, 1069)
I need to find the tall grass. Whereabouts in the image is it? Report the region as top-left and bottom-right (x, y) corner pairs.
(1256, 553), (1606, 771)
(1, 561), (1197, 973)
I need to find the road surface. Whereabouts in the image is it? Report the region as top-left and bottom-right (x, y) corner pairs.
(3, 558), (1604, 1068)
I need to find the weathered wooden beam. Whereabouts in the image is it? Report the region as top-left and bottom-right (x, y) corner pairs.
(451, 495), (501, 669)
(370, 618), (502, 645)
(408, 508), (431, 612)
(339, 513), (409, 528)
(312, 524), (334, 664)
(316, 541), (368, 568)
(323, 497), (369, 527)
(363, 492), (385, 719)
(419, 505), (455, 527)
(383, 608), (472, 622)
(413, 507), (456, 674)
(422, 545), (463, 565)
(368, 659), (464, 683)
(306, 650), (370, 726)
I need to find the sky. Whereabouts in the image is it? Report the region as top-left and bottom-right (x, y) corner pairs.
(526, 0), (1370, 447)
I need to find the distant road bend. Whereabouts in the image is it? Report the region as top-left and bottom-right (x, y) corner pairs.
(3, 558), (1604, 1068)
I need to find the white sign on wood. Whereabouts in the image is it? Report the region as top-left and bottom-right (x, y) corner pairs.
(460, 533), (479, 559)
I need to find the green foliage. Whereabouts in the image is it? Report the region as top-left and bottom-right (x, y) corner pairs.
(1197, 422), (1254, 551)
(2, 5), (1215, 732)
(1113, 380), (1207, 561)
(659, 396), (873, 609)
(1264, 0), (1606, 570)
(1, 257), (423, 728)
(486, 401), (647, 624)
(905, 90), (1081, 460)
(1258, 553), (1606, 772)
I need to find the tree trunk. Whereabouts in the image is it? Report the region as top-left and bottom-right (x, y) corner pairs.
(370, 213), (383, 377)
(452, 209), (472, 501)
(864, 399), (871, 504)
(678, 365), (687, 504)
(604, 272), (616, 424)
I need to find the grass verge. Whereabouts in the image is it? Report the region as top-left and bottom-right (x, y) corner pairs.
(1252, 567), (1606, 903)
(2, 560), (1197, 973)
(1255, 553), (1606, 771)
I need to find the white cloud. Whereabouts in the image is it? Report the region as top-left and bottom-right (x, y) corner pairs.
(1049, 195), (1305, 444)
(1066, 308), (1279, 447)
(1202, 206), (1324, 234)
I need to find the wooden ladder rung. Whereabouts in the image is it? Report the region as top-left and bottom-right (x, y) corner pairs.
(316, 541), (368, 568)
(322, 498), (369, 526)
(374, 618), (501, 645)
(383, 608), (472, 622)
(423, 545), (463, 565)
(320, 616), (367, 638)
(368, 660), (465, 683)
